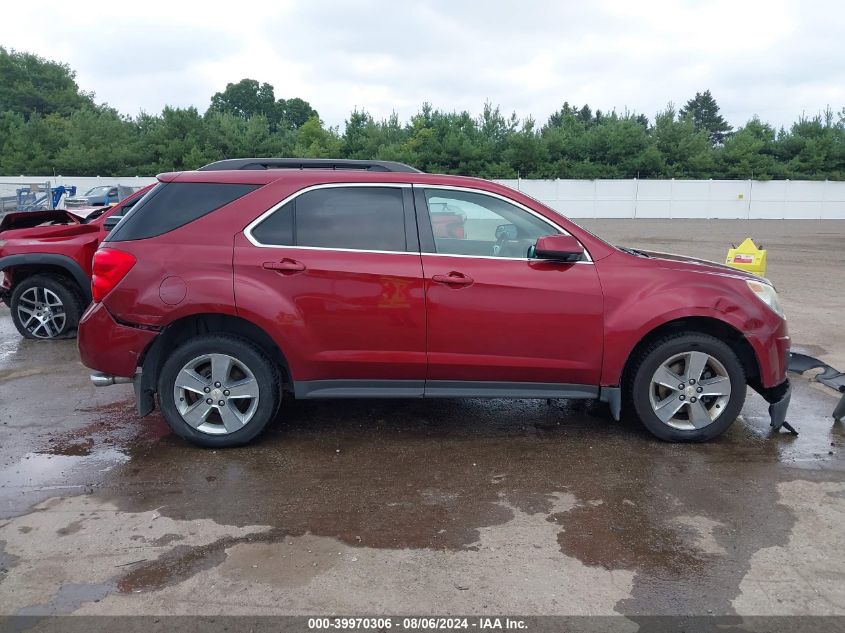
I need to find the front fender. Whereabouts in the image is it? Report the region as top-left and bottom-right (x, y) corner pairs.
(600, 305), (751, 386)
(0, 253), (92, 303)
(596, 254), (780, 387)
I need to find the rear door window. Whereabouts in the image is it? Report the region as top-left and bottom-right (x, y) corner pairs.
(107, 182), (258, 241)
(250, 186), (408, 252)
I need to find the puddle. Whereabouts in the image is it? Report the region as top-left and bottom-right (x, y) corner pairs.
(0, 451), (126, 489)
(550, 499), (706, 575)
(44, 438), (94, 457)
(14, 582), (115, 616)
(0, 334), (20, 366)
(0, 449), (129, 517)
(117, 529), (285, 594)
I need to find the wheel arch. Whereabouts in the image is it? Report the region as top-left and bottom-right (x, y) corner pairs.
(0, 254), (91, 303)
(136, 313), (291, 416)
(620, 316), (760, 393)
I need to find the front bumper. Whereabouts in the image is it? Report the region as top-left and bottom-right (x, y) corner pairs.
(747, 323), (791, 389)
(78, 301), (159, 378)
(753, 378), (791, 431)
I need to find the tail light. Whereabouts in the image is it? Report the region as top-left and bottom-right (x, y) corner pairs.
(91, 248), (136, 303)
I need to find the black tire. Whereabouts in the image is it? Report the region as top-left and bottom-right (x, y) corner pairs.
(10, 274), (83, 340)
(627, 332), (746, 442)
(158, 334), (280, 448)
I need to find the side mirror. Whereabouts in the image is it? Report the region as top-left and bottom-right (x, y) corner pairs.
(532, 234), (584, 263)
(103, 215), (122, 232)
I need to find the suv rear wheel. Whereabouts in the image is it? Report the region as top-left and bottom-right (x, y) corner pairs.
(628, 332), (746, 442)
(10, 274), (83, 340)
(158, 334), (280, 447)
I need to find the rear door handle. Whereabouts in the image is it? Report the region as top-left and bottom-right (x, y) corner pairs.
(431, 272), (474, 287)
(263, 258), (306, 273)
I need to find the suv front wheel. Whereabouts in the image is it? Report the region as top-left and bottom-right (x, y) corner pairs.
(158, 334), (281, 447)
(629, 332), (747, 442)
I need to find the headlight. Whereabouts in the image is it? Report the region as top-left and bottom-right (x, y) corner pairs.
(746, 279), (784, 318)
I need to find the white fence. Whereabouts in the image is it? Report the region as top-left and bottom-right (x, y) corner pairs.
(495, 179), (845, 219)
(1, 175), (843, 219)
(0, 176), (158, 194)
(0, 176), (158, 211)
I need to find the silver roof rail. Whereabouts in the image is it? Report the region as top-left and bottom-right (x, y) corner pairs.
(198, 158), (422, 173)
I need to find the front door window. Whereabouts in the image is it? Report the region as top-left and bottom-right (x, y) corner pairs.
(423, 189), (559, 259)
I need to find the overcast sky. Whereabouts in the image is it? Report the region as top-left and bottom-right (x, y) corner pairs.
(2, 0), (843, 129)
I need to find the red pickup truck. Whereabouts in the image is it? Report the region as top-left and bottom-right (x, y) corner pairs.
(0, 185), (152, 339)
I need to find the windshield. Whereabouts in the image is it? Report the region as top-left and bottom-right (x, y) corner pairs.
(81, 207), (109, 223)
(82, 187), (149, 223)
(84, 186), (112, 197)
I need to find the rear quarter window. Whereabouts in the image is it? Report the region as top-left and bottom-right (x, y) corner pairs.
(106, 182), (258, 241)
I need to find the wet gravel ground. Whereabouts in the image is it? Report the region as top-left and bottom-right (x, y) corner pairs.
(1, 220), (845, 619)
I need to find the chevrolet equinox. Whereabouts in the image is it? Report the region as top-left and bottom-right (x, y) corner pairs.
(77, 158), (791, 447)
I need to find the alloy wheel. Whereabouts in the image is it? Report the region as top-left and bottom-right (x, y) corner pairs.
(16, 287), (67, 339)
(648, 351), (732, 430)
(172, 353), (260, 435)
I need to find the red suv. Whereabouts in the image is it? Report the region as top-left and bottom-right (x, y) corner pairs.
(77, 159), (791, 447)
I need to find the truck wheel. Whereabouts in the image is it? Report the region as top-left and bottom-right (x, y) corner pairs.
(10, 274), (83, 340)
(158, 334), (280, 448)
(628, 333), (746, 442)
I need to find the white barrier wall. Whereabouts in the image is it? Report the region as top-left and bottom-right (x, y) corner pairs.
(1, 175), (844, 219)
(0, 176), (158, 209)
(0, 175), (158, 191)
(0, 176), (156, 212)
(494, 179), (845, 219)
(0, 176), (156, 213)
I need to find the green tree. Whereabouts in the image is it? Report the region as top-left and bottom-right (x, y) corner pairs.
(775, 109), (845, 179)
(278, 97), (318, 130)
(133, 107), (210, 173)
(679, 90), (733, 145)
(583, 114), (663, 178)
(209, 79), (318, 133)
(504, 118), (546, 177)
(653, 106), (716, 177)
(0, 111), (68, 174)
(716, 117), (780, 179)
(2, 47), (845, 181)
(55, 106), (136, 175)
(209, 79), (277, 122)
(292, 116), (343, 157)
(0, 47), (93, 120)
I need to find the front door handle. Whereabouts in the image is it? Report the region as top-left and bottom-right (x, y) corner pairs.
(431, 272), (474, 287)
(263, 258), (306, 274)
